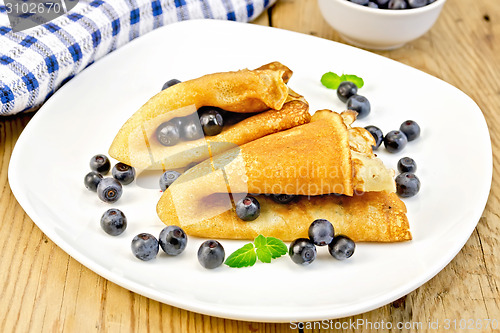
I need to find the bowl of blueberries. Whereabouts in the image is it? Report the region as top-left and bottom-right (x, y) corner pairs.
(317, 0), (447, 49)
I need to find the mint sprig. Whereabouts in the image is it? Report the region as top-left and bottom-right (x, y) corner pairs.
(224, 235), (288, 268)
(321, 72), (364, 89)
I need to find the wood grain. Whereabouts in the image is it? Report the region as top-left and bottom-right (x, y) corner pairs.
(1, 0), (499, 331)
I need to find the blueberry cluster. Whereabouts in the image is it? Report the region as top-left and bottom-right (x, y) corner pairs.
(156, 79), (225, 147)
(396, 157), (421, 197)
(156, 107), (225, 146)
(131, 225), (188, 261)
(384, 120), (421, 154)
(364, 120), (420, 153)
(348, 0), (436, 9)
(337, 81), (370, 119)
(84, 154), (136, 203)
(128, 221), (225, 269)
(289, 219), (355, 265)
(84, 150), (221, 268)
(84, 155), (135, 236)
(364, 121), (422, 198)
(336, 80), (422, 159)
(131, 231), (225, 268)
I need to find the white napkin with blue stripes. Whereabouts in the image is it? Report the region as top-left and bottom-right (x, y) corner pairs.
(0, 0), (275, 115)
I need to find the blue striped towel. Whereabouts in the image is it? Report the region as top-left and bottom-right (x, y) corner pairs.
(0, 0), (275, 115)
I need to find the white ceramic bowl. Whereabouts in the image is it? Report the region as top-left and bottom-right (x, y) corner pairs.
(317, 0), (447, 50)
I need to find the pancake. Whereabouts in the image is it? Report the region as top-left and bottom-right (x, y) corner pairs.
(157, 190), (411, 242)
(108, 62), (310, 170)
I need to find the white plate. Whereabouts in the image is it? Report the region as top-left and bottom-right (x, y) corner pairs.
(9, 20), (492, 323)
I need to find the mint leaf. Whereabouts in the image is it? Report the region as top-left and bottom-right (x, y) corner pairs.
(255, 236), (288, 263)
(321, 72), (341, 89)
(340, 74), (364, 88)
(321, 72), (364, 89)
(265, 237), (288, 259)
(256, 246), (272, 263)
(224, 243), (257, 268)
(254, 234), (267, 248)
(254, 235), (272, 263)
(225, 235), (288, 268)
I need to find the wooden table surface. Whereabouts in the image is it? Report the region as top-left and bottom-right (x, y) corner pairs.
(1, 0), (499, 331)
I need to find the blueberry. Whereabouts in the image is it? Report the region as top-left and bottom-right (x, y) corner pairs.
(162, 79), (181, 91)
(367, 1), (379, 8)
(90, 154), (111, 174)
(346, 95), (371, 119)
(397, 157), (417, 173)
(159, 225), (187, 256)
(179, 116), (203, 141)
(399, 120), (420, 141)
(156, 121), (180, 146)
(289, 238), (317, 265)
(235, 196), (261, 221)
(159, 170), (181, 191)
(131, 233), (159, 261)
(408, 0), (427, 8)
(308, 219), (335, 246)
(328, 235), (355, 260)
(349, 0), (369, 5)
(84, 171), (103, 192)
(100, 209), (127, 236)
(271, 194), (296, 204)
(383, 130), (407, 153)
(197, 240), (225, 269)
(375, 0), (389, 6)
(395, 172), (421, 198)
(388, 0), (408, 9)
(112, 163), (135, 185)
(199, 107), (224, 136)
(364, 125), (383, 150)
(337, 81), (358, 103)
(97, 177), (123, 203)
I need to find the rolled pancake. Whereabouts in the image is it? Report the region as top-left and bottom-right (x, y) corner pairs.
(108, 63), (309, 170)
(157, 191), (411, 242)
(162, 110), (395, 201)
(216, 109), (353, 196)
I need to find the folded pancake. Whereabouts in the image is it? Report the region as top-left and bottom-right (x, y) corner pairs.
(155, 109), (406, 242)
(108, 62), (309, 170)
(157, 191), (411, 242)
(113, 99), (310, 170)
(162, 109), (395, 200)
